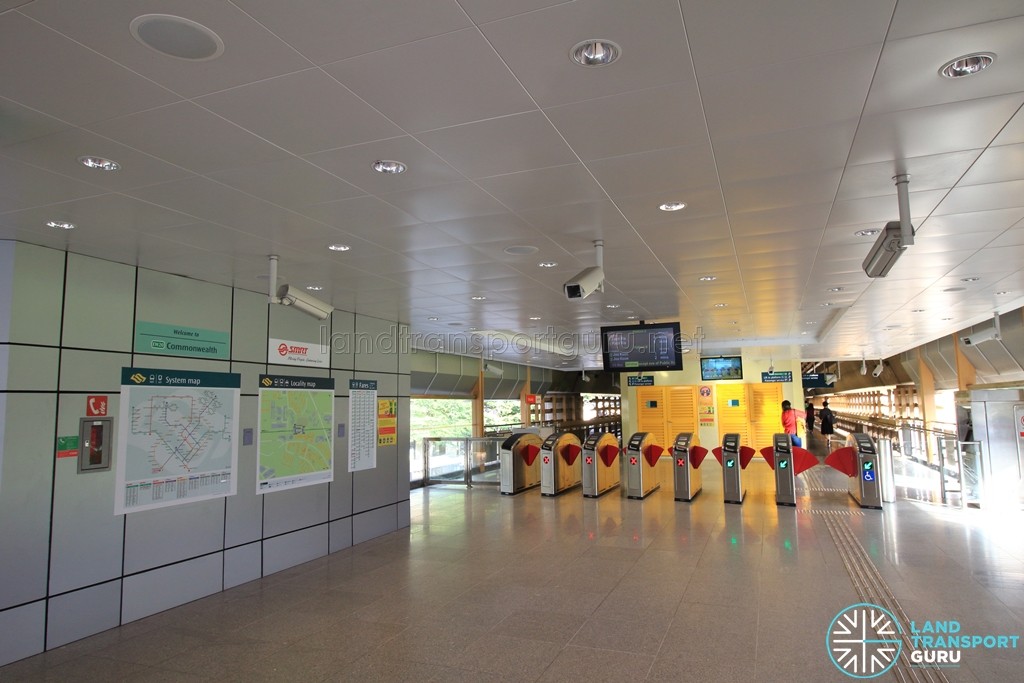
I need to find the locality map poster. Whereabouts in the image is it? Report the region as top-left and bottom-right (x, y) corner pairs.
(257, 374), (335, 494)
(116, 368), (240, 515)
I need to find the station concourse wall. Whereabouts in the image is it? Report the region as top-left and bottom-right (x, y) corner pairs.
(620, 352), (805, 450)
(0, 241), (411, 666)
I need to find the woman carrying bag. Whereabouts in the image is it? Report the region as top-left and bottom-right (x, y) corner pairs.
(781, 400), (801, 448)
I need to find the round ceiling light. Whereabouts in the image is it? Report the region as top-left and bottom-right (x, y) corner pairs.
(305, 285), (323, 291)
(130, 14), (225, 61)
(659, 201), (687, 212)
(373, 159), (406, 174)
(570, 39), (621, 67)
(538, 261), (558, 268)
(327, 244), (351, 252)
(605, 304), (619, 309)
(699, 275), (717, 282)
(854, 228), (880, 237)
(828, 286), (845, 292)
(427, 316), (439, 321)
(78, 156), (120, 171)
(471, 296), (487, 301)
(960, 276), (980, 282)
(529, 316), (542, 321)
(940, 53), (995, 79)
(46, 220), (75, 230)
(503, 245), (538, 255)
(714, 302), (728, 308)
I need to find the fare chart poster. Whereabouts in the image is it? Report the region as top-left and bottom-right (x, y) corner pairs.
(348, 379), (377, 472)
(116, 368), (240, 515)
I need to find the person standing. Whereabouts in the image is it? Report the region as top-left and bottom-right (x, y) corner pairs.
(805, 400), (815, 435)
(819, 399), (835, 449)
(781, 400), (801, 447)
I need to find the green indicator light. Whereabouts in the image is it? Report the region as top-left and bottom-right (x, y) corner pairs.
(726, 458), (735, 468)
(784, 539), (792, 551)
(863, 461), (874, 471)
(779, 459), (789, 469)
(730, 535), (738, 545)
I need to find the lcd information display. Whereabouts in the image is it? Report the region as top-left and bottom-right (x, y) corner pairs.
(600, 322), (683, 373)
(700, 356), (743, 381)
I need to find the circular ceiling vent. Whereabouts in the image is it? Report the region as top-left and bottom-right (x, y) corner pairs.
(130, 14), (225, 61)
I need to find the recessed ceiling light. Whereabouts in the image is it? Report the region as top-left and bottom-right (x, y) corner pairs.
(471, 296), (487, 301)
(45, 220), (75, 230)
(538, 261), (558, 268)
(854, 229), (880, 237)
(821, 302), (834, 307)
(912, 309), (925, 313)
(78, 156), (120, 171)
(626, 316), (638, 320)
(427, 316), (439, 321)
(605, 304), (619, 309)
(805, 321), (816, 325)
(373, 159), (406, 174)
(960, 277), (980, 282)
(570, 39), (621, 67)
(699, 275), (717, 282)
(468, 327), (478, 331)
(940, 53), (995, 79)
(504, 245), (538, 255)
(828, 286), (845, 292)
(130, 14), (225, 61)
(327, 243), (351, 252)
(995, 290), (1010, 295)
(305, 285), (323, 291)
(714, 303), (728, 308)
(529, 316), (542, 321)
(659, 201), (686, 212)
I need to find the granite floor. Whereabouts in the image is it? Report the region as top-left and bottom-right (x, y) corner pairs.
(2, 437), (1022, 682)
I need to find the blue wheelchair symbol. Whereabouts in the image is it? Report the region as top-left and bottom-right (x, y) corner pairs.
(863, 471), (875, 482)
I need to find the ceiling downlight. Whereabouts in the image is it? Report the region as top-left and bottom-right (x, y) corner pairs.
(78, 156), (120, 171)
(46, 220), (75, 230)
(570, 39), (621, 67)
(940, 53), (995, 79)
(373, 160), (407, 174)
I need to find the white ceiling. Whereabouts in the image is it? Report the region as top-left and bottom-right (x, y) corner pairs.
(2, 0), (1024, 369)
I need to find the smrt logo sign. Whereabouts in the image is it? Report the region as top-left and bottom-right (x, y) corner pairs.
(278, 343), (309, 356)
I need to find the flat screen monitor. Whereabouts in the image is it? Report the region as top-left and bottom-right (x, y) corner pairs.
(700, 356), (743, 381)
(600, 322), (683, 373)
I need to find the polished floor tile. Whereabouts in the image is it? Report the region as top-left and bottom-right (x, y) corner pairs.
(3, 445), (1023, 682)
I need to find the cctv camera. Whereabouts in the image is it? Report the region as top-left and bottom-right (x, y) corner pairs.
(960, 327), (1001, 346)
(483, 362), (503, 376)
(276, 284), (333, 320)
(564, 266), (605, 300)
(872, 361), (884, 378)
(860, 360), (867, 376)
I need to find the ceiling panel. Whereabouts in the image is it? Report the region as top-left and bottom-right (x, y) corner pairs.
(0, 12), (178, 125)
(417, 111), (578, 179)
(324, 29), (535, 133)
(196, 69), (403, 155)
(2, 1), (1023, 364)
(22, 0), (312, 99)
(480, 0), (694, 108)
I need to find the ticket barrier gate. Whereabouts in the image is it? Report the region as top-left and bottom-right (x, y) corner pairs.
(540, 432), (583, 496)
(624, 432), (664, 499)
(712, 433), (755, 504)
(760, 434), (819, 506)
(671, 433), (708, 502)
(499, 431), (542, 495)
(582, 432), (620, 498)
(824, 433), (883, 509)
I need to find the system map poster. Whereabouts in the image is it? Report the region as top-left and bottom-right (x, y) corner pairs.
(257, 374), (335, 494)
(116, 368), (240, 515)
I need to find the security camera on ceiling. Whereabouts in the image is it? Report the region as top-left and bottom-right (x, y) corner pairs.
(276, 284), (333, 320)
(960, 326), (1001, 346)
(267, 255), (333, 320)
(960, 312), (1002, 347)
(483, 362), (503, 376)
(565, 239), (605, 300)
(862, 174), (915, 279)
(860, 359), (868, 375)
(872, 360), (885, 378)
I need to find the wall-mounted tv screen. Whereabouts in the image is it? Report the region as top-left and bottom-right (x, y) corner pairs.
(600, 322), (683, 373)
(700, 356), (743, 381)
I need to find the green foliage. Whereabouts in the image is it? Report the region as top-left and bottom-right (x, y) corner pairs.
(410, 398), (472, 442)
